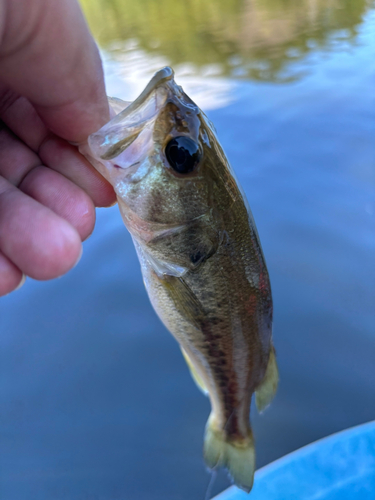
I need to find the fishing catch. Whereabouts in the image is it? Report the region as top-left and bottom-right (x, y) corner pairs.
(80, 67), (278, 493)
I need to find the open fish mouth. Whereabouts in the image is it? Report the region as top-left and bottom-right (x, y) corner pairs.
(87, 67), (199, 169)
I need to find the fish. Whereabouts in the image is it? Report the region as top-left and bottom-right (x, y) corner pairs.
(80, 67), (278, 493)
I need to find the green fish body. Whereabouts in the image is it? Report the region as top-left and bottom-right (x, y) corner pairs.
(81, 67), (278, 493)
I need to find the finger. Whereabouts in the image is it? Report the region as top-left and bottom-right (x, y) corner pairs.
(0, 251), (24, 296)
(0, 90), (48, 152)
(39, 136), (116, 207)
(0, 110), (115, 207)
(0, 123), (99, 239)
(0, 122), (41, 185)
(19, 165), (95, 241)
(0, 177), (82, 280)
(0, 0), (109, 142)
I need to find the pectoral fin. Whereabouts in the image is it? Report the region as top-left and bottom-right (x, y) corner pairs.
(148, 211), (222, 271)
(255, 346), (279, 413)
(161, 276), (206, 331)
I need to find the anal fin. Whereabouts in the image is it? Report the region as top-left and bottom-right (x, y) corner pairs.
(255, 345), (279, 413)
(181, 348), (208, 396)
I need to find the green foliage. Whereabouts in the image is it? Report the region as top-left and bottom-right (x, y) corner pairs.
(80, 0), (370, 81)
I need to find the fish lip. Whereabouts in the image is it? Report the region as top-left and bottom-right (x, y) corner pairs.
(88, 67), (176, 162)
(118, 66), (174, 120)
(88, 66), (202, 174)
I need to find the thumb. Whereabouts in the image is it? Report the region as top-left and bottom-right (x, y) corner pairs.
(0, 0), (109, 143)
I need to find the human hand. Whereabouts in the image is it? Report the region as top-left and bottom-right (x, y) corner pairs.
(0, 0), (116, 296)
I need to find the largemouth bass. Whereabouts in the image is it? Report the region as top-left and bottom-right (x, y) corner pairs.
(80, 67), (278, 493)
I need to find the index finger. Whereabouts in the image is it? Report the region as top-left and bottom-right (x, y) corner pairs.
(0, 0), (109, 143)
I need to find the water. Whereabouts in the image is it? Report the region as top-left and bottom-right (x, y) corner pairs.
(1, 1), (374, 499)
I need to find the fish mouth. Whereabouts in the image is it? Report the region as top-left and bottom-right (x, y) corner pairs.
(87, 66), (199, 166)
(118, 66), (174, 122)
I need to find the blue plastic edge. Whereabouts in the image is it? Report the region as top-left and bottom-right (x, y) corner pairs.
(213, 420), (375, 500)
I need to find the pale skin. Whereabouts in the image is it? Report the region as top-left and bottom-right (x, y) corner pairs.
(0, 0), (116, 295)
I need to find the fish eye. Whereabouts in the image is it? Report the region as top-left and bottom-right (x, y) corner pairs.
(165, 136), (201, 174)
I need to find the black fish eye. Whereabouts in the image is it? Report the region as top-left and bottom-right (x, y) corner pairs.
(165, 136), (201, 174)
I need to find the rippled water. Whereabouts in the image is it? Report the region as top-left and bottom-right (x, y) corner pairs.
(1, 1), (375, 499)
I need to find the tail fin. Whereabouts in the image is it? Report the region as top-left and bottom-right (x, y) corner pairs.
(203, 416), (255, 493)
(255, 345), (279, 413)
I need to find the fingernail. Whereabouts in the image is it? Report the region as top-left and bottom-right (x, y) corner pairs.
(73, 245), (83, 268)
(15, 274), (26, 291)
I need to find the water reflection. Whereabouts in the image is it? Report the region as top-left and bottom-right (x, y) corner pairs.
(101, 42), (239, 109)
(81, 0), (370, 82)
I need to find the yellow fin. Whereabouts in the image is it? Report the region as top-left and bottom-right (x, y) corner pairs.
(203, 415), (255, 493)
(255, 345), (279, 413)
(181, 348), (208, 396)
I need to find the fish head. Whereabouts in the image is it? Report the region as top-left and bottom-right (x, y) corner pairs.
(85, 67), (237, 236)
